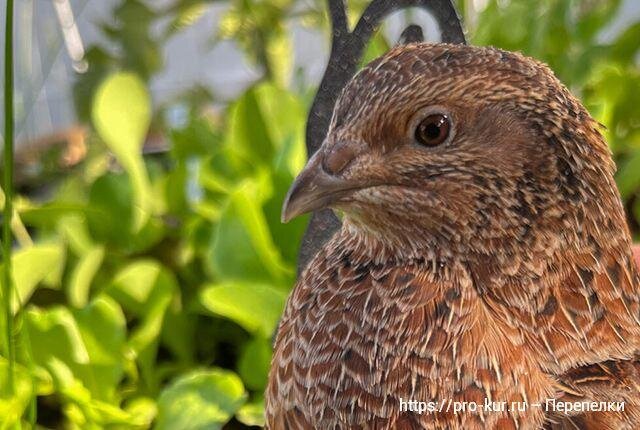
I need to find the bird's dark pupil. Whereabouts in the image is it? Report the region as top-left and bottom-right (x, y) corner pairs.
(424, 122), (441, 139)
(415, 113), (449, 146)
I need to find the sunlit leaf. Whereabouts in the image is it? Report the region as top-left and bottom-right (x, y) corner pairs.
(208, 182), (291, 283)
(72, 297), (128, 400)
(155, 368), (246, 430)
(87, 173), (165, 253)
(360, 29), (391, 67)
(45, 356), (142, 426)
(166, 2), (210, 36)
(92, 72), (153, 231)
(226, 88), (275, 163)
(254, 83), (306, 175)
(124, 397), (158, 427)
(107, 260), (177, 389)
(267, 27), (293, 87)
(24, 296), (126, 402)
(68, 245), (105, 308)
(226, 83), (305, 174)
(58, 214), (97, 256)
(236, 396), (266, 427)
(2, 242), (66, 314)
(198, 281), (286, 337)
(0, 359), (33, 428)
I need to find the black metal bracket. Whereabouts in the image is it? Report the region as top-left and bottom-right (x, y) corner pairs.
(296, 0), (466, 272)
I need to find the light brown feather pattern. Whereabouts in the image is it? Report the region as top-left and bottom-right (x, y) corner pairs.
(267, 43), (640, 429)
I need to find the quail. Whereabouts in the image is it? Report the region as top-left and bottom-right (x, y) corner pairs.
(266, 43), (640, 429)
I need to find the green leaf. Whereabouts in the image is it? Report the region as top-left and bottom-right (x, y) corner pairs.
(45, 357), (141, 426)
(617, 149), (640, 199)
(87, 173), (133, 244)
(226, 88), (275, 163)
(87, 173), (164, 252)
(72, 297), (128, 400)
(107, 260), (177, 389)
(360, 29), (391, 67)
(2, 242), (66, 314)
(108, 260), (176, 318)
(124, 397), (157, 427)
(263, 168), (308, 265)
(611, 22), (640, 65)
(198, 281), (286, 337)
(208, 182), (291, 283)
(155, 368), (246, 430)
(0, 359), (33, 428)
(68, 245), (105, 308)
(236, 397), (266, 427)
(57, 214), (97, 256)
(24, 296), (126, 402)
(92, 72), (153, 231)
(161, 303), (196, 363)
(226, 83), (305, 172)
(166, 2), (210, 37)
(266, 26), (293, 87)
(254, 83), (306, 175)
(92, 72), (150, 157)
(238, 336), (272, 391)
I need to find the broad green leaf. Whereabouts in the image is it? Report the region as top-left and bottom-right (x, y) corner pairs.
(107, 260), (177, 389)
(161, 302), (196, 363)
(24, 306), (90, 368)
(155, 368), (246, 430)
(72, 297), (127, 400)
(58, 214), (96, 256)
(617, 150), (640, 199)
(92, 72), (150, 155)
(208, 182), (291, 283)
(0, 359), (33, 429)
(2, 242), (66, 314)
(226, 88), (274, 163)
(236, 397), (266, 427)
(226, 83), (305, 173)
(254, 85), (308, 264)
(92, 72), (153, 231)
(253, 83), (306, 176)
(124, 397), (157, 427)
(68, 245), (105, 308)
(46, 357), (143, 427)
(263, 166), (308, 265)
(87, 173), (164, 253)
(238, 336), (272, 390)
(87, 173), (133, 245)
(198, 281), (286, 337)
(108, 260), (176, 317)
(24, 296), (126, 402)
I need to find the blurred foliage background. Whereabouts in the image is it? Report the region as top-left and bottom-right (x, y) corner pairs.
(0, 0), (638, 428)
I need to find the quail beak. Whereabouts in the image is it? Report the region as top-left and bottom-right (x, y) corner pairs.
(281, 151), (361, 223)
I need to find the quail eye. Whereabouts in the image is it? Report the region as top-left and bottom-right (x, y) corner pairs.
(415, 114), (450, 146)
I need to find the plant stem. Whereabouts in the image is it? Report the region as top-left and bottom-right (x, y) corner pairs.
(3, 0), (15, 394)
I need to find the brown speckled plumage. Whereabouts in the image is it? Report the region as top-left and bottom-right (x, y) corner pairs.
(266, 43), (640, 429)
